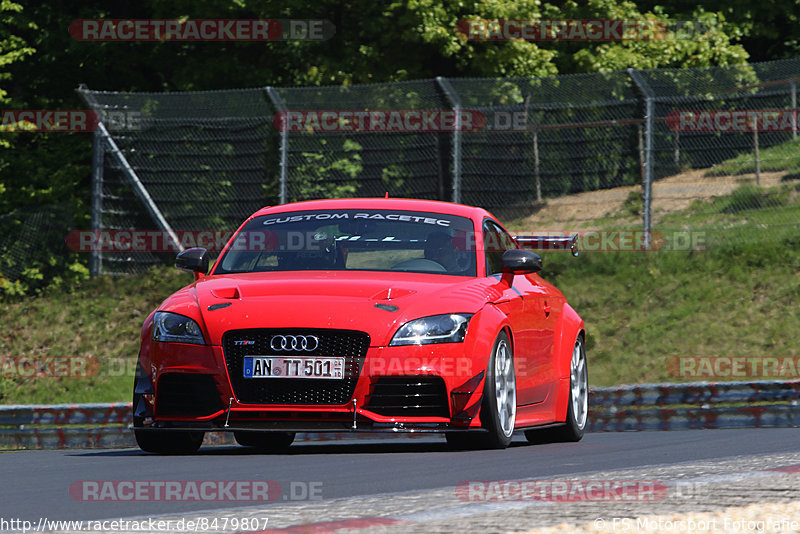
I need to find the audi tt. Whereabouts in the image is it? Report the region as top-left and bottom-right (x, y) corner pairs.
(132, 198), (587, 453)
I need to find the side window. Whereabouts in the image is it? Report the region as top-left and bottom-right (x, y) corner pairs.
(483, 219), (517, 275)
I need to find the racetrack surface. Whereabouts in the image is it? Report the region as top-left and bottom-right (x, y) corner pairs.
(1, 428), (800, 531)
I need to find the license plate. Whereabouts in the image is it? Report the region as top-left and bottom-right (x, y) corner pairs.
(243, 356), (344, 379)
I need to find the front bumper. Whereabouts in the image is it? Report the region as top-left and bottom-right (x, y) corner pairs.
(135, 341), (489, 432)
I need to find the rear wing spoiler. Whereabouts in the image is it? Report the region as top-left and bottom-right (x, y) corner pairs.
(513, 233), (579, 257)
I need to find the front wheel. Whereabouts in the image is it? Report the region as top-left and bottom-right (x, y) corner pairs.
(134, 429), (204, 454)
(482, 331), (518, 449)
(445, 331), (516, 450)
(132, 383), (204, 454)
(525, 334), (588, 444)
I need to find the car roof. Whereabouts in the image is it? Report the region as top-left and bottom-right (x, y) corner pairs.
(250, 198), (492, 221)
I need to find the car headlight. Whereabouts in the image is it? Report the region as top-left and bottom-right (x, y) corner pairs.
(152, 311), (206, 345)
(389, 313), (473, 346)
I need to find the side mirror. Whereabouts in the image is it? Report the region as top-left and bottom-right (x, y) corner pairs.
(176, 248), (209, 275)
(501, 249), (542, 275)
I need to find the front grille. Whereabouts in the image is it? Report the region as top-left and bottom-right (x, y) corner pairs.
(156, 373), (224, 417)
(223, 329), (370, 405)
(365, 376), (450, 417)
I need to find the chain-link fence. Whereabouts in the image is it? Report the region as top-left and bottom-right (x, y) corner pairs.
(0, 203), (79, 293)
(77, 88), (276, 274)
(270, 80), (450, 204)
(638, 61), (800, 249)
(25, 57), (795, 275)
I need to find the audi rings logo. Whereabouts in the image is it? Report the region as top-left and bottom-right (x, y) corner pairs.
(270, 335), (320, 352)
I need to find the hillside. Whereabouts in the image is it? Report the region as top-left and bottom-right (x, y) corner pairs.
(1, 170), (799, 403)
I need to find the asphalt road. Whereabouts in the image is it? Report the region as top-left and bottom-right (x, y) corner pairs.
(1, 428), (799, 524)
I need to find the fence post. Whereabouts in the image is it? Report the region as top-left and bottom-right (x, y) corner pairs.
(265, 87), (289, 204)
(436, 133), (446, 200)
(628, 68), (655, 250)
(533, 130), (541, 202)
(95, 122), (183, 252)
(753, 116), (760, 185)
(791, 81), (797, 141)
(673, 130), (680, 170)
(90, 129), (104, 277)
(523, 95), (542, 202)
(79, 86), (183, 253)
(435, 77), (462, 204)
(637, 124), (645, 181)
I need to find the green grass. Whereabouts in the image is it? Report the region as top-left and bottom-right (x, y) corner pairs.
(540, 232), (800, 386)
(656, 182), (800, 247)
(533, 179), (800, 386)
(707, 138), (800, 177)
(0, 268), (189, 404)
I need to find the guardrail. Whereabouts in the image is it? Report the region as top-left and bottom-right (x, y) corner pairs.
(588, 380), (800, 432)
(2, 380), (799, 449)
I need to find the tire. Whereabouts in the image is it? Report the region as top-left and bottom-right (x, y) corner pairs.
(134, 428), (204, 454)
(447, 331), (516, 450)
(234, 431), (295, 452)
(132, 383), (204, 454)
(525, 334), (588, 444)
(445, 332), (517, 450)
(482, 331), (517, 448)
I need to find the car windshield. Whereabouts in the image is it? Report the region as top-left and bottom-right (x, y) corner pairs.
(213, 209), (477, 276)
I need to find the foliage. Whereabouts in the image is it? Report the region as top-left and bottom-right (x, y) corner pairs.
(0, 0), (776, 297)
(637, 0), (800, 62)
(291, 138), (363, 200)
(571, 3), (749, 72)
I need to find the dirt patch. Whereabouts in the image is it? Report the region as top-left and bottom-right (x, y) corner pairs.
(509, 169), (796, 230)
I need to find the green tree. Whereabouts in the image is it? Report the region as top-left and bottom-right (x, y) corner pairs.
(0, 0), (35, 144)
(637, 0), (800, 62)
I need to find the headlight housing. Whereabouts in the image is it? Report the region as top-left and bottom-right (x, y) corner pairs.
(152, 311), (206, 345)
(389, 313), (473, 346)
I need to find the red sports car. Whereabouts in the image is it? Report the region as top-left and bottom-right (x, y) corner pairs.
(133, 198), (587, 453)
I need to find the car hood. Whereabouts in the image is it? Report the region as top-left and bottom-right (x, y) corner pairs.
(158, 271), (507, 347)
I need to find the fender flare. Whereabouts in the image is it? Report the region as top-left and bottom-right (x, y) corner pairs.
(552, 303), (585, 422)
(464, 303), (514, 427)
(474, 302), (515, 360)
(553, 303), (585, 380)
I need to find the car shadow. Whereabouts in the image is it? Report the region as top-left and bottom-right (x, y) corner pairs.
(68, 436), (534, 457)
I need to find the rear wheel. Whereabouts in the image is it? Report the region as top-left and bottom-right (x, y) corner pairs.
(234, 431), (295, 452)
(447, 331), (516, 450)
(525, 334), (587, 444)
